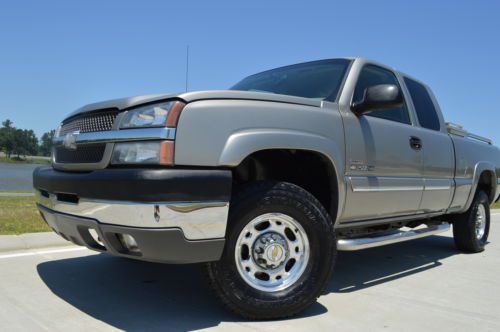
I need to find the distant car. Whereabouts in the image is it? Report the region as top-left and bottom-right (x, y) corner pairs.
(34, 58), (500, 319)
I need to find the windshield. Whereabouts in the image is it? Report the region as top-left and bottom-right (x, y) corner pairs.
(230, 59), (351, 101)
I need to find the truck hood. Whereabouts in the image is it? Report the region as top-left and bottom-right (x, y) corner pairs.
(67, 90), (323, 118)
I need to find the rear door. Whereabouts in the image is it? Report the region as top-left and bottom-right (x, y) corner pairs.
(338, 61), (425, 222)
(402, 77), (454, 212)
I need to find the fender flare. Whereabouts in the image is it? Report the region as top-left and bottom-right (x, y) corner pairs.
(462, 161), (497, 211)
(218, 128), (345, 222)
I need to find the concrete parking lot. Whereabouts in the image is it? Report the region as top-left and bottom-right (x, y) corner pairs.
(1, 212), (499, 332)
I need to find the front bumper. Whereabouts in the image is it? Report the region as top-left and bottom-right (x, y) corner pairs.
(33, 166), (232, 263)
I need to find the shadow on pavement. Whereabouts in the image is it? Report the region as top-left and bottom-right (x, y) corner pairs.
(37, 234), (458, 331)
(327, 234), (458, 293)
(36, 254), (326, 331)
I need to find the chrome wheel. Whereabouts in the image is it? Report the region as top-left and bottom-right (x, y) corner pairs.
(475, 204), (487, 240)
(235, 213), (310, 292)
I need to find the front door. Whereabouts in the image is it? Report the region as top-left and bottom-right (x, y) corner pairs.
(338, 62), (424, 222)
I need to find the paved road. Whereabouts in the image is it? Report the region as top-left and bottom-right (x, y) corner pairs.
(0, 193), (34, 196)
(1, 213), (499, 332)
(0, 162), (42, 191)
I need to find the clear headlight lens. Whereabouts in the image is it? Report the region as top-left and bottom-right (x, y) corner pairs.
(111, 141), (174, 165)
(119, 102), (175, 129)
(55, 124), (62, 137)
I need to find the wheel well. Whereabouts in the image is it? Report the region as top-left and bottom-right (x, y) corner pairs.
(477, 170), (495, 203)
(232, 149), (338, 219)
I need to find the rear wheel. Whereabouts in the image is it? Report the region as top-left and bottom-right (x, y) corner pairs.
(452, 190), (490, 253)
(206, 181), (336, 320)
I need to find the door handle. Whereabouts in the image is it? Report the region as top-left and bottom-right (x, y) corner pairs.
(409, 136), (422, 150)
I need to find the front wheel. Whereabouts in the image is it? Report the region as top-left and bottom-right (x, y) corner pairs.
(206, 181), (336, 320)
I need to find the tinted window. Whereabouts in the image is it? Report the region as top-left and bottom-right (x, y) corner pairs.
(353, 65), (410, 124)
(231, 59), (351, 101)
(404, 77), (441, 131)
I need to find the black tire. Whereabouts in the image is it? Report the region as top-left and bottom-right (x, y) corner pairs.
(452, 190), (490, 253)
(206, 181), (336, 320)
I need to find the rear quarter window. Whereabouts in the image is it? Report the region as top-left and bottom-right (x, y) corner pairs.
(404, 77), (441, 131)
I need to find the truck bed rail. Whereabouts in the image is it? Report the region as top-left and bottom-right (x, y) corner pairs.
(446, 122), (492, 145)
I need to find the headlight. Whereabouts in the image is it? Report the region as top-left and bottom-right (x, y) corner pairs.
(55, 124), (62, 137)
(119, 101), (185, 129)
(111, 141), (174, 165)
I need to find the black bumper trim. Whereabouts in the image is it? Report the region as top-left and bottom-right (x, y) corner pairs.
(33, 166), (232, 202)
(38, 205), (225, 264)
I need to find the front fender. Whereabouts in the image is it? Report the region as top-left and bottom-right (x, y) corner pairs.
(218, 128), (340, 167)
(217, 128), (345, 222)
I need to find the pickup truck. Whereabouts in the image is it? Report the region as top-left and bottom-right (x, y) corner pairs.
(34, 57), (500, 319)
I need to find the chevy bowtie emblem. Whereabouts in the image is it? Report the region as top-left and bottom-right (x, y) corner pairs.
(272, 246), (278, 260)
(266, 244), (284, 262)
(63, 131), (79, 150)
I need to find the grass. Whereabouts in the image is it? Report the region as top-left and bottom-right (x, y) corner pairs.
(492, 201), (500, 210)
(0, 195), (50, 235)
(0, 156), (50, 164)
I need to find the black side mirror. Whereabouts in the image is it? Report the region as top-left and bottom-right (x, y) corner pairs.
(351, 84), (403, 115)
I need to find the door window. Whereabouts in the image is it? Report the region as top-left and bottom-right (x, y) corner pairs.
(353, 65), (410, 125)
(404, 77), (441, 131)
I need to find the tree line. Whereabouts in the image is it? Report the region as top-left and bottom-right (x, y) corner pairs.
(0, 119), (55, 158)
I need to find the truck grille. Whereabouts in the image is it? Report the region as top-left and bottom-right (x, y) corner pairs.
(55, 144), (106, 164)
(59, 111), (118, 136)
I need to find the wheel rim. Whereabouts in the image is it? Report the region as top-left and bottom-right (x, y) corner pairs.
(235, 213), (310, 292)
(475, 204), (487, 240)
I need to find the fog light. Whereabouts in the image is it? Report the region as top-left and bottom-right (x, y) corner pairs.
(117, 234), (140, 253)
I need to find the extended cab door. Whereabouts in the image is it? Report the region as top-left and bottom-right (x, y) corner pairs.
(338, 60), (425, 222)
(402, 77), (454, 212)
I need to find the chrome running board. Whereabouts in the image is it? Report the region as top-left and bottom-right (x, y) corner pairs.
(337, 223), (450, 251)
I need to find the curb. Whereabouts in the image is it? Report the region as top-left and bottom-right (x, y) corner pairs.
(0, 232), (74, 253)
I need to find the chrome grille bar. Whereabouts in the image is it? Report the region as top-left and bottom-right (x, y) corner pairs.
(59, 111), (118, 136)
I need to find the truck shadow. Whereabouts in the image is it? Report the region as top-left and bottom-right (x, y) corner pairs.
(36, 234), (458, 331)
(36, 254), (327, 331)
(326, 234), (457, 294)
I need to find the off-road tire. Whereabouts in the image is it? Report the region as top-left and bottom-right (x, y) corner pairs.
(206, 181), (336, 320)
(452, 190), (490, 253)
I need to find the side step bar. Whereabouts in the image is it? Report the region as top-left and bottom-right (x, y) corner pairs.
(337, 223), (450, 251)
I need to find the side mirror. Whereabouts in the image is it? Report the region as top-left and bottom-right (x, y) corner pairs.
(351, 84), (403, 115)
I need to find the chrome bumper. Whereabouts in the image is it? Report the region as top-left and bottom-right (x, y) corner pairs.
(37, 204), (225, 264)
(36, 191), (228, 241)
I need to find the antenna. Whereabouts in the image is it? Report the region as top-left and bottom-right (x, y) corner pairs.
(185, 45), (190, 92)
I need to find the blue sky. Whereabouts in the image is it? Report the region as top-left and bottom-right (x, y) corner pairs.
(0, 0), (499, 143)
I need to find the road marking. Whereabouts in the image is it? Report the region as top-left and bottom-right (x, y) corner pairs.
(0, 247), (88, 260)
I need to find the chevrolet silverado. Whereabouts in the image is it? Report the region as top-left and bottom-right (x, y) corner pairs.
(34, 57), (500, 319)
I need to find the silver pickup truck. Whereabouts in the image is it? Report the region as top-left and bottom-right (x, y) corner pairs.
(34, 57), (500, 319)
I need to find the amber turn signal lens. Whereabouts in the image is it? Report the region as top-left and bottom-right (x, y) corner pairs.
(159, 141), (175, 165)
(166, 101), (186, 127)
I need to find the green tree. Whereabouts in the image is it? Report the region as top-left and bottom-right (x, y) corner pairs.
(0, 119), (15, 158)
(12, 129), (26, 157)
(39, 129), (55, 157)
(23, 129), (38, 156)
(10, 129), (38, 157)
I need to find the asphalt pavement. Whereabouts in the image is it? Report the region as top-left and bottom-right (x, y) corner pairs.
(1, 212), (500, 332)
